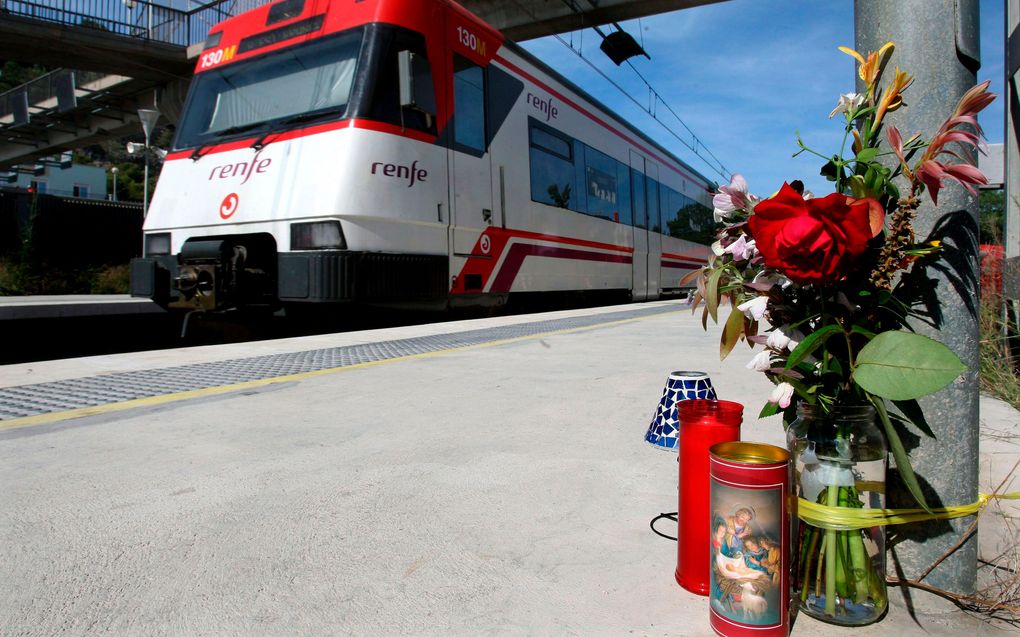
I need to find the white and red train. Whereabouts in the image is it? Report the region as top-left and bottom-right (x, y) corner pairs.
(130, 0), (717, 314)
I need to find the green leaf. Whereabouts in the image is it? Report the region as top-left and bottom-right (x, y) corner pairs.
(871, 395), (931, 512)
(785, 324), (844, 370)
(889, 399), (935, 438)
(706, 267), (723, 324)
(848, 175), (868, 199)
(821, 160), (840, 182)
(759, 402), (781, 418)
(678, 267), (703, 288)
(853, 331), (966, 400)
(855, 147), (879, 164)
(720, 307), (745, 360)
(850, 324), (877, 339)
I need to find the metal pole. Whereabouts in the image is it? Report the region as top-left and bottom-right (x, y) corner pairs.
(855, 0), (981, 602)
(1007, 0), (1020, 261)
(143, 155), (149, 218)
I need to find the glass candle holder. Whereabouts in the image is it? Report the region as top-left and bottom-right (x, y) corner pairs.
(675, 399), (744, 595)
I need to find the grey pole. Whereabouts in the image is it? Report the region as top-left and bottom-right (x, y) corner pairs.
(1007, 2), (1020, 262)
(856, 0), (981, 601)
(138, 108), (160, 220)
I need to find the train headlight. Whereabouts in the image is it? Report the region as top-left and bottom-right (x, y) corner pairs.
(144, 232), (171, 256)
(290, 220), (346, 250)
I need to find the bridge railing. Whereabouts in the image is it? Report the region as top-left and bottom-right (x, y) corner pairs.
(0, 69), (108, 120)
(0, 0), (260, 48)
(0, 1), (270, 120)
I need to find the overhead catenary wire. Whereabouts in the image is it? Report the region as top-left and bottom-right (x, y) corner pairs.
(516, 0), (731, 183)
(548, 28), (731, 182)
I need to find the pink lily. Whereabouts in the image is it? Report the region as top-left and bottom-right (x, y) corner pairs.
(891, 80), (995, 205)
(713, 174), (756, 221)
(737, 296), (769, 321)
(769, 383), (795, 409)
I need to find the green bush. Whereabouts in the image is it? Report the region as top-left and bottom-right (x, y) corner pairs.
(0, 259), (130, 295)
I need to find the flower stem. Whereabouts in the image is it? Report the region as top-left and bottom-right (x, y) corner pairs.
(825, 485), (840, 615)
(801, 526), (820, 603)
(846, 487), (872, 603)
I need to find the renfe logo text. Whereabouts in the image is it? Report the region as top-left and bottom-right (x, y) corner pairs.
(209, 151), (272, 185)
(371, 160), (427, 188)
(527, 92), (558, 121)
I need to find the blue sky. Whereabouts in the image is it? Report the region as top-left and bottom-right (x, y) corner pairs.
(521, 0), (1005, 196)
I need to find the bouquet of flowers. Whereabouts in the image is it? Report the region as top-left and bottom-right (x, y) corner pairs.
(687, 42), (995, 623)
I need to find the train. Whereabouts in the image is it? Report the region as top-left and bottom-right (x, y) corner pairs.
(129, 0), (717, 317)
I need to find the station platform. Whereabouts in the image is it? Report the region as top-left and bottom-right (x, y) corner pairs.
(0, 294), (163, 320)
(0, 300), (1016, 635)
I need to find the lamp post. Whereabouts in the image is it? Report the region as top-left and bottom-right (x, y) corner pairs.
(111, 166), (118, 202)
(137, 108), (160, 218)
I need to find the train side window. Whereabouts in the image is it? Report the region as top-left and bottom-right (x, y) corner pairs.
(532, 127), (571, 159)
(572, 141), (587, 213)
(631, 167), (647, 229)
(355, 26), (434, 134)
(613, 162), (631, 225)
(583, 146), (619, 221)
(648, 176), (661, 233)
(453, 55), (486, 152)
(664, 188), (715, 244)
(528, 118), (575, 208)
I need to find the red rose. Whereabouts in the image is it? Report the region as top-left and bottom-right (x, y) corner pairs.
(748, 183), (884, 285)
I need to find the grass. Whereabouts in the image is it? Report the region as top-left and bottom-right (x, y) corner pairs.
(980, 294), (1020, 411)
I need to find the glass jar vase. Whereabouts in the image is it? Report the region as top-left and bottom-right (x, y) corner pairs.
(787, 403), (888, 626)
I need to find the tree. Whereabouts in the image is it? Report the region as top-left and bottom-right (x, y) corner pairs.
(979, 189), (1005, 246)
(0, 61), (49, 92)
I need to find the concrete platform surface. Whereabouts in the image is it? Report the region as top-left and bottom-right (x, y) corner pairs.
(0, 300), (1016, 635)
(0, 294), (163, 319)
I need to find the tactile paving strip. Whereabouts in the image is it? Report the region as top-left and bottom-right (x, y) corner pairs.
(0, 304), (679, 421)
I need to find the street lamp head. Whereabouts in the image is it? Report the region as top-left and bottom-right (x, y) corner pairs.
(138, 109), (161, 143)
(111, 166), (119, 174)
(126, 142), (145, 155)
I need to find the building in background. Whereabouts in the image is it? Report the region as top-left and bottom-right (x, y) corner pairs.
(3, 163), (108, 199)
(981, 143), (1004, 190)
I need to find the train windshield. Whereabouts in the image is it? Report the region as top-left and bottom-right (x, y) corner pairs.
(175, 28), (364, 150)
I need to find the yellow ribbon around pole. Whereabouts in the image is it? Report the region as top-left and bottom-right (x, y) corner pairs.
(797, 492), (1020, 530)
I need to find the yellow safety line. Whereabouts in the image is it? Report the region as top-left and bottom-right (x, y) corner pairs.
(1, 310), (678, 432)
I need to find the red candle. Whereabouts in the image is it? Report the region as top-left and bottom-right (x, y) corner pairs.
(675, 399), (743, 595)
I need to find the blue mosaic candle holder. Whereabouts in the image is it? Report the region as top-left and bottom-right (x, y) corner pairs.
(643, 371), (717, 451)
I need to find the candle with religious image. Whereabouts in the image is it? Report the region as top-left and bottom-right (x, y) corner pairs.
(708, 442), (791, 637)
(675, 399), (743, 595)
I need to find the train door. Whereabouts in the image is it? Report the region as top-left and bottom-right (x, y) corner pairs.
(629, 151), (650, 300)
(450, 53), (494, 257)
(645, 163), (662, 299)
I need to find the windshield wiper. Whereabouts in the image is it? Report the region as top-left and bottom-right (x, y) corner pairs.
(251, 111), (336, 151)
(190, 143), (213, 162)
(190, 122), (266, 161)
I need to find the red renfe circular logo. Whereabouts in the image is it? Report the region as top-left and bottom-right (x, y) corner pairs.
(219, 193), (239, 219)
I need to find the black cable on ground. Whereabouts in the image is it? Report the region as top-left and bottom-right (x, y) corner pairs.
(650, 511), (678, 541)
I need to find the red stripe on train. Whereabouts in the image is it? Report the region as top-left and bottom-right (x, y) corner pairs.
(489, 243), (632, 293)
(165, 119), (436, 161)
